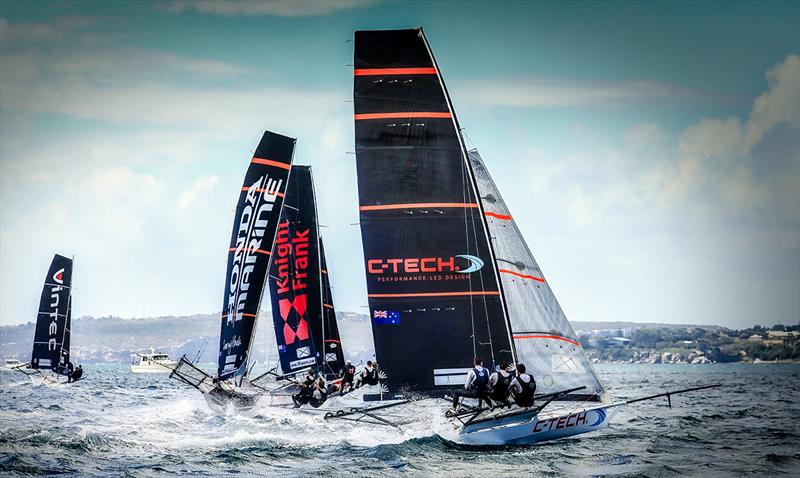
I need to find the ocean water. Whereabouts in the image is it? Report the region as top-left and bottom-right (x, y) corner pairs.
(1, 363), (798, 477)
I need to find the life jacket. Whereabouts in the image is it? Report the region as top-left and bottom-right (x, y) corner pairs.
(490, 371), (513, 399)
(515, 374), (535, 407)
(343, 365), (355, 378)
(471, 367), (489, 394)
(364, 367), (379, 385)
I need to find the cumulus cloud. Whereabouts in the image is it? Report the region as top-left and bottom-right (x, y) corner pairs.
(744, 55), (800, 151)
(159, 0), (378, 17)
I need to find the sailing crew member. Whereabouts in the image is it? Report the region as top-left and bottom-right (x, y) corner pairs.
(355, 361), (379, 388)
(292, 370), (316, 407)
(451, 356), (492, 412)
(309, 377), (328, 408)
(509, 363), (536, 408)
(71, 365), (83, 382)
(340, 360), (356, 394)
(488, 361), (514, 408)
(66, 361), (75, 382)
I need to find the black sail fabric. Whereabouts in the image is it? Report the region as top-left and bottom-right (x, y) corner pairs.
(354, 29), (513, 392)
(218, 131), (295, 381)
(268, 166), (324, 375)
(31, 254), (72, 373)
(320, 239), (345, 377)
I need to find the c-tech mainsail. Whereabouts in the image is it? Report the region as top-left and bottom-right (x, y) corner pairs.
(267, 165), (346, 379)
(171, 130), (295, 410)
(353, 28), (514, 394)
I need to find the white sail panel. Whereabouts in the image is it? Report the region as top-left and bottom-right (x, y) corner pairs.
(469, 150), (606, 400)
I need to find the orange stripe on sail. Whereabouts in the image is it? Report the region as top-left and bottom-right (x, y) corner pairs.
(359, 202), (478, 211)
(324, 339), (341, 343)
(228, 247), (271, 255)
(323, 303), (334, 309)
(251, 157), (291, 170)
(499, 269), (545, 282)
(513, 334), (580, 347)
(354, 112), (452, 120)
(354, 67), (437, 76)
(485, 211), (512, 220)
(321, 269), (328, 274)
(221, 312), (258, 318)
(368, 291), (500, 298)
(240, 187), (285, 198)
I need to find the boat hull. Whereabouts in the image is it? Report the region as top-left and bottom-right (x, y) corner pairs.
(458, 407), (609, 446)
(131, 362), (177, 373)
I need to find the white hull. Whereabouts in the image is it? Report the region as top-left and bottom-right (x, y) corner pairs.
(457, 406), (609, 445)
(131, 362), (177, 373)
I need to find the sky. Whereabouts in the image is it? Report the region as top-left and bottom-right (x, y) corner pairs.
(0, 0), (798, 330)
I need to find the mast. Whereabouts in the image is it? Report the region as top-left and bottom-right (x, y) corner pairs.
(418, 29), (518, 365)
(311, 166), (325, 371)
(217, 131), (296, 381)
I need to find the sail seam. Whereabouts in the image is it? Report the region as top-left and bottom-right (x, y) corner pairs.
(359, 202), (478, 211)
(251, 157), (291, 170)
(484, 211), (512, 220)
(227, 247), (271, 255)
(355, 67), (437, 76)
(513, 334), (580, 347)
(354, 112), (452, 120)
(498, 269), (545, 282)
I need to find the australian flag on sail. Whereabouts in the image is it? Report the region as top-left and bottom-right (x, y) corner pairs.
(373, 310), (400, 325)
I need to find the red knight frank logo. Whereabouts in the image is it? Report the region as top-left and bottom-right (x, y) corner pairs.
(273, 220), (310, 346)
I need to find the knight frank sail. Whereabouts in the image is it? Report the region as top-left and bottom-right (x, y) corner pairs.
(266, 165), (346, 381)
(348, 28), (718, 445)
(170, 130), (295, 410)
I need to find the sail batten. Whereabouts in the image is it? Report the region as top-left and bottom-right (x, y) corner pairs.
(217, 131), (295, 381)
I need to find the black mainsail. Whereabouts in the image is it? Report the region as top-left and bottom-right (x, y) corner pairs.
(217, 131), (296, 381)
(268, 166), (345, 377)
(320, 238), (345, 376)
(353, 29), (514, 392)
(31, 254), (73, 373)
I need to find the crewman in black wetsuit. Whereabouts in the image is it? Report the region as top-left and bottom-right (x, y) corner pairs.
(340, 360), (356, 394)
(509, 363), (536, 408)
(66, 361), (75, 382)
(488, 361), (514, 408)
(450, 356), (493, 412)
(355, 361), (379, 388)
(292, 370), (316, 407)
(71, 365), (83, 382)
(309, 377), (328, 408)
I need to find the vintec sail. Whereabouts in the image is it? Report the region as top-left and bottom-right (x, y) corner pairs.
(266, 165), (346, 379)
(15, 254), (75, 384)
(170, 130), (295, 410)
(346, 28), (719, 445)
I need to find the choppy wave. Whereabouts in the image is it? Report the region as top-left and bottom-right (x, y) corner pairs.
(1, 363), (799, 476)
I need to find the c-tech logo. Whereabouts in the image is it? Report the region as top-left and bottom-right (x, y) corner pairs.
(53, 268), (65, 284)
(368, 254), (484, 274)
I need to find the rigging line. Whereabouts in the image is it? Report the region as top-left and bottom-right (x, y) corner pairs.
(469, 182), (496, 364)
